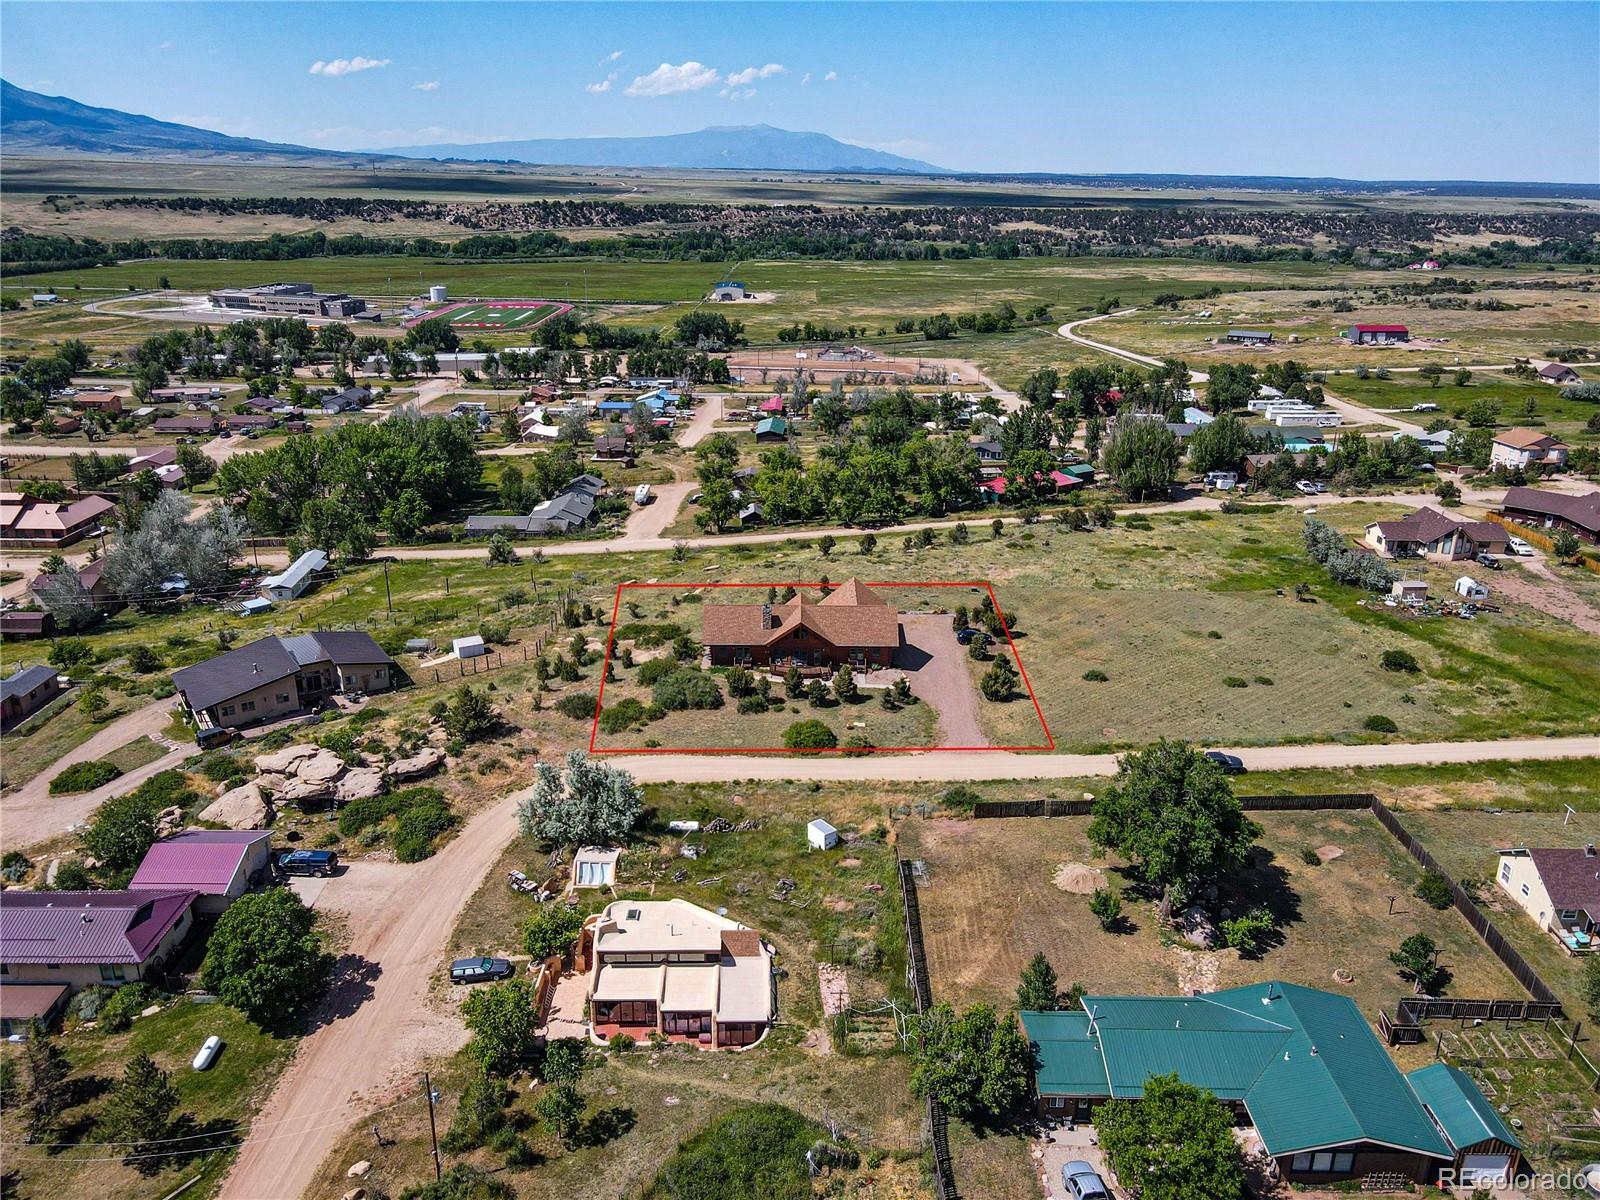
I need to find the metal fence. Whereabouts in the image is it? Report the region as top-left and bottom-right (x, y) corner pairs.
(897, 856), (957, 1200)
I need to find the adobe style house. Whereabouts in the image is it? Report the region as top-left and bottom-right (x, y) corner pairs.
(1497, 846), (1600, 953)
(701, 579), (901, 670)
(1363, 507), (1506, 561)
(129, 830), (274, 914)
(1499, 486), (1600, 545)
(580, 899), (774, 1048)
(0, 890), (198, 991)
(1023, 981), (1519, 1188)
(1491, 428), (1569, 471)
(172, 630), (394, 733)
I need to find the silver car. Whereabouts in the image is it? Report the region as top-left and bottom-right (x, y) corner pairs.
(1062, 1159), (1110, 1200)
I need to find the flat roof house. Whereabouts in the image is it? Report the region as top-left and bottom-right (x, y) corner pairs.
(1348, 324), (1410, 344)
(1023, 981), (1514, 1188)
(171, 630), (394, 733)
(1, 664), (66, 730)
(702, 578), (901, 670)
(1499, 486), (1600, 545)
(1497, 846), (1600, 953)
(582, 898), (774, 1048)
(0, 491), (117, 550)
(152, 415), (219, 435)
(1363, 507), (1506, 561)
(0, 890), (198, 991)
(1491, 428), (1569, 471)
(129, 830), (274, 914)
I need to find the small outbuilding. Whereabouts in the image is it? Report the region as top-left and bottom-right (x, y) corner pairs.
(807, 819), (839, 851)
(1454, 576), (1489, 601)
(260, 549), (328, 602)
(1392, 580), (1429, 603)
(452, 635), (487, 660)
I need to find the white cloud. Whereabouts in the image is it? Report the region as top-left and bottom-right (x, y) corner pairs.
(726, 62), (785, 87)
(586, 70), (619, 94)
(824, 70), (838, 81)
(158, 41), (174, 50)
(625, 61), (720, 97)
(600, 49), (623, 65)
(718, 86), (757, 101)
(801, 72), (812, 86)
(308, 56), (391, 77)
(413, 80), (439, 92)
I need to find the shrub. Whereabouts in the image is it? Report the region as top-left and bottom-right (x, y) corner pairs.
(941, 785), (981, 813)
(1220, 907), (1277, 955)
(1221, 676), (1248, 689)
(440, 1069), (508, 1153)
(636, 657), (679, 686)
(394, 796), (457, 862)
(1089, 888), (1123, 931)
(724, 665), (756, 696)
(523, 905), (585, 960)
(478, 617), (512, 646)
(653, 669), (723, 711)
(95, 982), (159, 1033)
(783, 720), (837, 750)
(598, 698), (648, 733)
(1381, 649), (1420, 673)
(1299, 847), (1322, 867)
(647, 1103), (846, 1200)
(1364, 714), (1399, 733)
(1414, 870), (1454, 910)
(49, 759), (122, 795)
(1082, 669), (1109, 682)
(736, 694), (769, 715)
(554, 693), (598, 720)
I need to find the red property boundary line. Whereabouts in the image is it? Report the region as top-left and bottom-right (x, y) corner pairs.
(405, 300), (573, 329)
(589, 580), (1054, 755)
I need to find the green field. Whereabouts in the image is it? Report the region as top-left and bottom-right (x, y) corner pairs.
(1327, 369), (1599, 442)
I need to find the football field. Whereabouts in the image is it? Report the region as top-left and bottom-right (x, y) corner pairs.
(418, 299), (571, 331)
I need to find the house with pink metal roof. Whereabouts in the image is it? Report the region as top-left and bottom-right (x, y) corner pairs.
(0, 890), (197, 990)
(130, 830), (274, 913)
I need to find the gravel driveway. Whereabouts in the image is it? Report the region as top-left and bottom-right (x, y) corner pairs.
(893, 612), (989, 748)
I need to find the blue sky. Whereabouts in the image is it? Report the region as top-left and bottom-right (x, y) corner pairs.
(4, 1), (1597, 181)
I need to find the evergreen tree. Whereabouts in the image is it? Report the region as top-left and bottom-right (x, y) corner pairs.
(99, 1053), (182, 1173)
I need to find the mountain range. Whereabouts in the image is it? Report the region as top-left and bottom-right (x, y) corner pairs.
(0, 81), (943, 173)
(374, 125), (946, 173)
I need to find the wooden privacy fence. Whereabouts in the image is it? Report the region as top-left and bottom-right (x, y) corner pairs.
(1380, 996), (1563, 1045)
(897, 857), (957, 1200)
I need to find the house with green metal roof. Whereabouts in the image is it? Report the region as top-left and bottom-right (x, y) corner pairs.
(1406, 1063), (1523, 1186)
(754, 416), (789, 442)
(1022, 981), (1502, 1188)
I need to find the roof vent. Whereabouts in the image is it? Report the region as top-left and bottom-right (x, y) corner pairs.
(1174, 1020), (1181, 1029)
(626, 908), (641, 921)
(1262, 983), (1279, 1004)
(1309, 1045), (1319, 1056)
(1283, 1051), (1291, 1061)
(80, 913), (93, 924)
(251, 662), (261, 674)
(1587, 844), (1596, 858)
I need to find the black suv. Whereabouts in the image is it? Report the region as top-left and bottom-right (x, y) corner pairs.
(277, 849), (339, 877)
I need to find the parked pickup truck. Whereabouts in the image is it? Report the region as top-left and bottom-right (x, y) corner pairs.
(277, 849), (339, 878)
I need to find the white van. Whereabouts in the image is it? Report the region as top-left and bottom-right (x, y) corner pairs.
(634, 483), (652, 505)
(1203, 471), (1238, 491)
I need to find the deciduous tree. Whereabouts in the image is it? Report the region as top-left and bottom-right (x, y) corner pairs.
(1097, 1073), (1245, 1200)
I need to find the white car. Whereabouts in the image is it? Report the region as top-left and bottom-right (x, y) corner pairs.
(1295, 480), (1320, 495)
(1508, 536), (1533, 556)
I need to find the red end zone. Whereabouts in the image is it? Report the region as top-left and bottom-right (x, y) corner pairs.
(588, 580), (1054, 754)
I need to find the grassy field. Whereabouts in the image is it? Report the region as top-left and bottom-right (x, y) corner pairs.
(1327, 369), (1599, 442)
(0, 687), (158, 793)
(0, 997), (297, 1200)
(1090, 282), (1600, 370)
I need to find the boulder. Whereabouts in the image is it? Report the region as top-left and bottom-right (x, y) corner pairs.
(293, 748), (348, 785)
(385, 747), (445, 780)
(342, 1190), (366, 1200)
(346, 1161), (371, 1180)
(276, 776), (335, 804)
(335, 768), (385, 804)
(155, 806), (186, 837)
(253, 744), (321, 774)
(1180, 907), (1217, 950)
(198, 782), (273, 830)
(253, 772), (291, 795)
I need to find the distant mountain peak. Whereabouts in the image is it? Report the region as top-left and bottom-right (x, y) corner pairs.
(376, 124), (948, 174)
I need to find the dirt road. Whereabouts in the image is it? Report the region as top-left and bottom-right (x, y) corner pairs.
(1, 697), (184, 849)
(1496, 557), (1600, 636)
(218, 796), (520, 1200)
(893, 613), (989, 747)
(617, 482), (695, 544)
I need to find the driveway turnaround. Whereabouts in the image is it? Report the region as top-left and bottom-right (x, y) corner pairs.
(893, 613), (991, 748)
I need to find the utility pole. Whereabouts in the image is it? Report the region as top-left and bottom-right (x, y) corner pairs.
(383, 561), (393, 617)
(422, 1072), (441, 1181)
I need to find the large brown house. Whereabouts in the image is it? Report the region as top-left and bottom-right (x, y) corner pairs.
(702, 578), (901, 669)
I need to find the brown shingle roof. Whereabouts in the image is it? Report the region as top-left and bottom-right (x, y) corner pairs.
(701, 579), (900, 650)
(1528, 849), (1600, 911)
(1501, 486), (1600, 535)
(721, 929), (762, 958)
(1494, 428), (1566, 451)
